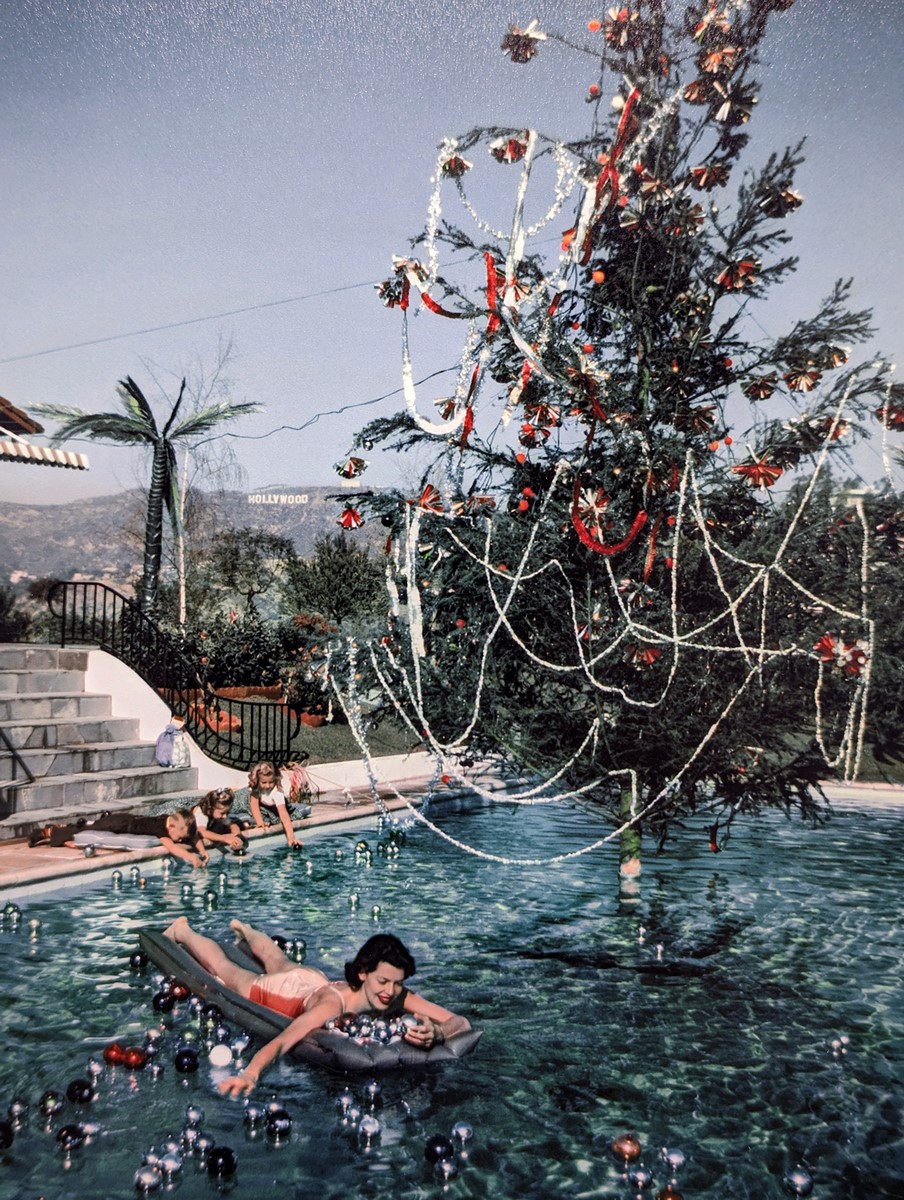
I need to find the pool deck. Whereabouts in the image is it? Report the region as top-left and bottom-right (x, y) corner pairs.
(0, 777), (901, 896)
(0, 783), (430, 895)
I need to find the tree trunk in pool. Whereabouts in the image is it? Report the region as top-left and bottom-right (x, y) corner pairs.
(619, 786), (641, 876)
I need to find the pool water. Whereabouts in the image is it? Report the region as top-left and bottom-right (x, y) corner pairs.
(1, 799), (902, 1199)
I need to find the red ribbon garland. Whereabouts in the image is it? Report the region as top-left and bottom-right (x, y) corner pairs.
(571, 478), (648, 555)
(575, 86), (641, 263)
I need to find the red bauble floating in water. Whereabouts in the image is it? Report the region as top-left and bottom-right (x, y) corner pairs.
(103, 1042), (126, 1065)
(612, 1133), (642, 1162)
(657, 1187), (683, 1200)
(170, 980), (191, 1000)
(123, 1046), (148, 1070)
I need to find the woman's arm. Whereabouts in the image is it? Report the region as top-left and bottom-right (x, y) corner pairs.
(218, 990), (342, 1096)
(401, 991), (471, 1048)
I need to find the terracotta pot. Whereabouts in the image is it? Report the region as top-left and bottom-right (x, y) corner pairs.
(298, 712), (326, 728)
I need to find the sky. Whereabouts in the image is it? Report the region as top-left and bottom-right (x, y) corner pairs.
(2, 0), (903, 506)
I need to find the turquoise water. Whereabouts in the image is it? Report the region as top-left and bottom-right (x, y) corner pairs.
(0, 799), (902, 1199)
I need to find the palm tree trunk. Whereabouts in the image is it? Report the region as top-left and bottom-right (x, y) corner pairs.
(140, 441), (166, 613)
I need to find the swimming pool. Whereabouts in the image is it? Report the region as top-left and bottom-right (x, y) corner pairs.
(1, 798), (902, 1198)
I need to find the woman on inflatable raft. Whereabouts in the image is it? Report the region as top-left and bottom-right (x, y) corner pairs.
(163, 917), (472, 1095)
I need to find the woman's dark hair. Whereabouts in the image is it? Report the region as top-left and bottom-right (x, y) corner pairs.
(345, 934), (416, 989)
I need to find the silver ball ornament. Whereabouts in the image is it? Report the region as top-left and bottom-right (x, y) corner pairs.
(134, 1164), (163, 1192)
(784, 1165), (814, 1196)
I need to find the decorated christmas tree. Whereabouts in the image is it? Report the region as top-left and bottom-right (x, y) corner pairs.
(327, 1), (898, 868)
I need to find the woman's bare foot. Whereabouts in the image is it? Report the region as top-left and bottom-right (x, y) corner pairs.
(230, 918), (253, 943)
(163, 915), (190, 942)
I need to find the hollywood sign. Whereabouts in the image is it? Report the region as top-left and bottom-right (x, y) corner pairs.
(247, 492), (309, 505)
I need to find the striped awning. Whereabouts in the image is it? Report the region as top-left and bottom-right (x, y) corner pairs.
(0, 436), (89, 470)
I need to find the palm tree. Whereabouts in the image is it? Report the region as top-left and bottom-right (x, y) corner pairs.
(35, 376), (258, 612)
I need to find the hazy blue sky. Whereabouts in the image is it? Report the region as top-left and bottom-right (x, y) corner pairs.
(3, 0), (903, 505)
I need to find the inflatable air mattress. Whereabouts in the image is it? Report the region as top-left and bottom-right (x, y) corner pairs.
(138, 928), (481, 1071)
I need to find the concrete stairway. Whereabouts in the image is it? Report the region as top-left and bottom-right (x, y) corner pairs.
(0, 643), (200, 840)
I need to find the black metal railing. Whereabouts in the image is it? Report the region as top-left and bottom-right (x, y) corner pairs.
(0, 726), (35, 818)
(46, 581), (300, 770)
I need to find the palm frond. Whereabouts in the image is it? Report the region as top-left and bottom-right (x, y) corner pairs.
(30, 404), (154, 447)
(117, 376), (158, 433)
(169, 400), (260, 441)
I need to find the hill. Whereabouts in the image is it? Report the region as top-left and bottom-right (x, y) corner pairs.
(0, 485), (379, 588)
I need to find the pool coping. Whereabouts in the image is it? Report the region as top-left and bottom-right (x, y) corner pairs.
(1, 777), (901, 897)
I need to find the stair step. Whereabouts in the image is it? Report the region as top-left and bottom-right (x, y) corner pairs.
(0, 715), (141, 750)
(0, 790), (207, 842)
(1, 740), (159, 782)
(0, 644), (89, 671)
(0, 692), (112, 721)
(0, 669), (86, 694)
(3, 765), (199, 814)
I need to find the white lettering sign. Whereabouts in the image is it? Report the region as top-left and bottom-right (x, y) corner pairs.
(247, 493), (309, 505)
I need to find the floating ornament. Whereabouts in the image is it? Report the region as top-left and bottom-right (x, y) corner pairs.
(39, 1090), (65, 1117)
(184, 1103), (205, 1127)
(124, 1047), (149, 1070)
(661, 1147), (686, 1174)
(180, 1124), (203, 1153)
(2, 901), (20, 919)
(208, 1044), (233, 1068)
(170, 981), (191, 1000)
(134, 1164), (163, 1192)
(104, 1041), (127, 1065)
(290, 938), (307, 962)
(130, 950), (149, 971)
(180, 883), (193, 900)
(174, 1046), (200, 1074)
(451, 1121), (474, 1145)
(7, 1097), (28, 1122)
(363, 1079), (383, 1106)
(613, 1133), (643, 1163)
(336, 1088), (355, 1115)
(424, 1134), (455, 1163)
(159, 1134), (181, 1155)
(349, 893), (360, 909)
(158, 1151), (183, 1178)
(435, 1158), (459, 1182)
(149, 1063), (165, 1080)
(27, 917), (41, 935)
(629, 1165), (655, 1190)
(783, 1165), (814, 1196)
(0, 1120), (14, 1150)
(656, 1187), (683, 1200)
(56, 1123), (85, 1152)
(203, 889), (218, 909)
(65, 1078), (95, 1104)
(206, 1145), (238, 1177)
(213, 1023), (232, 1044)
(231, 1034), (251, 1058)
(266, 1107), (292, 1141)
(243, 1101), (266, 1126)
(152, 991), (176, 1014)
(195, 1132), (216, 1158)
(130, 864), (141, 880)
(371, 905), (381, 920)
(345, 1104), (362, 1127)
(358, 1114), (381, 1146)
(200, 1002), (224, 1024)
(111, 870), (123, 886)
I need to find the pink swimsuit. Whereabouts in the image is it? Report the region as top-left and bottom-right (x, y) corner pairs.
(248, 966), (346, 1019)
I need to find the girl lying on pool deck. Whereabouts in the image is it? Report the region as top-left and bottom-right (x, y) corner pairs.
(163, 916), (472, 1094)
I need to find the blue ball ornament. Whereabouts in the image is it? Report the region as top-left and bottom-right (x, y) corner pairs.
(206, 1145), (238, 1177)
(130, 950), (149, 971)
(451, 1121), (473, 1145)
(65, 1078), (95, 1104)
(265, 1107), (292, 1140)
(152, 991), (176, 1013)
(199, 1002), (223, 1024)
(424, 1134), (455, 1164)
(56, 1124), (86, 1151)
(242, 1101), (266, 1126)
(784, 1165), (814, 1197)
(173, 1046), (200, 1074)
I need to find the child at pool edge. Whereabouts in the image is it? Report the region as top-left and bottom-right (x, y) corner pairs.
(193, 788), (248, 854)
(29, 810), (208, 867)
(162, 916), (471, 1096)
(247, 760), (302, 848)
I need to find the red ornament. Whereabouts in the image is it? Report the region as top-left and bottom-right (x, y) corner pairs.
(501, 21), (544, 63)
(123, 1046), (148, 1070)
(714, 258), (758, 290)
(783, 366), (822, 392)
(170, 981), (191, 1000)
(414, 484), (444, 514)
(335, 456), (368, 479)
(103, 1042), (127, 1065)
(338, 505), (364, 530)
(625, 644), (662, 668)
(876, 404), (904, 430)
(441, 154), (471, 179)
(731, 457), (783, 489)
(611, 1132), (643, 1161)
